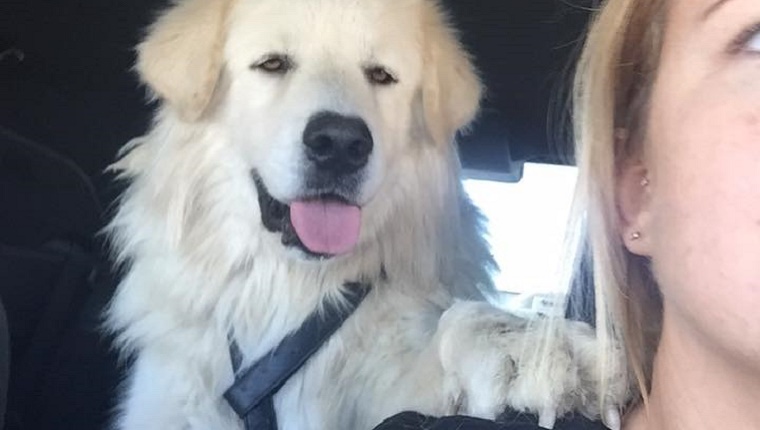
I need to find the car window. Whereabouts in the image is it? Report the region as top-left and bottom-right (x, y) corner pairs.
(464, 163), (577, 296)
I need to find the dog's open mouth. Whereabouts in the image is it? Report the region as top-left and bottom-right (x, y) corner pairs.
(254, 175), (362, 257)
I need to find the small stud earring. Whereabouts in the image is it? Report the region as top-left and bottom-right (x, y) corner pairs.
(640, 177), (650, 187)
(630, 232), (642, 240)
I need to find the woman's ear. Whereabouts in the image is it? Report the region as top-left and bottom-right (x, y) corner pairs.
(617, 158), (653, 256)
(136, 0), (233, 121)
(420, 2), (482, 146)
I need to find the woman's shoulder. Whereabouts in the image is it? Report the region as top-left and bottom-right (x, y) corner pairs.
(373, 411), (610, 430)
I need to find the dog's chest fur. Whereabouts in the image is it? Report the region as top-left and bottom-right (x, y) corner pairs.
(126, 268), (452, 430)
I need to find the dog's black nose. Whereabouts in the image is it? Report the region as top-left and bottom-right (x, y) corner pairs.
(303, 112), (373, 175)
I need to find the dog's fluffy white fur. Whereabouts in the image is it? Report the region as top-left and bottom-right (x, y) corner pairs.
(106, 1), (625, 429)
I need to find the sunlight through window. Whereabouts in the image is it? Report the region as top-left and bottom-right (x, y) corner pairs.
(464, 163), (578, 294)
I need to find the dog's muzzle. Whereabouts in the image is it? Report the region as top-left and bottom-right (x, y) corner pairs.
(253, 112), (373, 258)
(302, 111), (373, 180)
(254, 176), (363, 258)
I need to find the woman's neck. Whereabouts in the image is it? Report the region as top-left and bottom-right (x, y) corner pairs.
(625, 308), (760, 430)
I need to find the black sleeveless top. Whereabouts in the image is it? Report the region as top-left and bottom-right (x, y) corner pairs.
(374, 411), (609, 430)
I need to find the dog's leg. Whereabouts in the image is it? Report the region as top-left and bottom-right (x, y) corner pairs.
(116, 349), (240, 430)
(433, 301), (628, 428)
(116, 353), (191, 430)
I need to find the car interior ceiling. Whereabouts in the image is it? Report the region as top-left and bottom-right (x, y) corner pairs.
(0, 1), (597, 429)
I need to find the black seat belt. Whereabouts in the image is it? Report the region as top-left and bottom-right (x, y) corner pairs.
(224, 283), (371, 430)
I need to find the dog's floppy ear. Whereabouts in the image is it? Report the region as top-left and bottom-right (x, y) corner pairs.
(420, 1), (482, 146)
(137, 0), (233, 121)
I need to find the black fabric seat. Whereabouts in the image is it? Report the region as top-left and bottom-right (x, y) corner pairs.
(0, 127), (122, 430)
(0, 297), (9, 430)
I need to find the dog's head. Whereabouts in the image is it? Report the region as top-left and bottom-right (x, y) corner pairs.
(136, 0), (481, 259)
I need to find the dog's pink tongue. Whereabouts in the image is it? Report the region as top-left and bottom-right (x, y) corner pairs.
(290, 200), (361, 255)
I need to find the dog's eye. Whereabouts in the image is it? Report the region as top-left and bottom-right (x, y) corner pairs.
(252, 55), (293, 74)
(365, 66), (398, 86)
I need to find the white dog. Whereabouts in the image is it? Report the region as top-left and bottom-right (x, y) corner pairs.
(106, 0), (625, 429)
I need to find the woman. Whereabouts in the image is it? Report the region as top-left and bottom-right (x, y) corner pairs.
(377, 0), (760, 428)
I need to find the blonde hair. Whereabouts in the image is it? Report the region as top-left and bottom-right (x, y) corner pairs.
(571, 0), (668, 409)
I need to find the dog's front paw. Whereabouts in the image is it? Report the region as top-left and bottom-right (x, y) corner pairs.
(436, 301), (629, 429)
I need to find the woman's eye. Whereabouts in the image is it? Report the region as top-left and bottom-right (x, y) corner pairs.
(734, 23), (760, 54)
(252, 55), (293, 74)
(746, 28), (760, 53)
